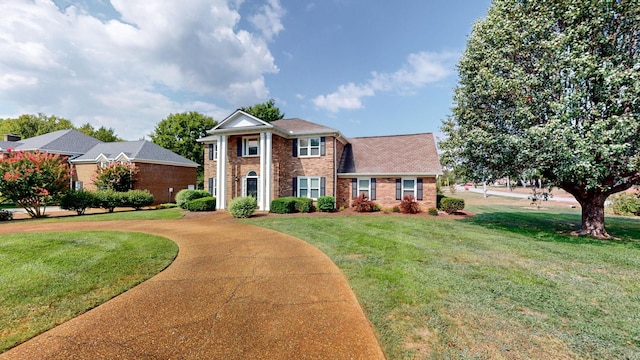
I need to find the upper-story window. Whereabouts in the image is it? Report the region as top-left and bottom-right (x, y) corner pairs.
(209, 143), (218, 161)
(243, 137), (259, 156)
(298, 137), (321, 157)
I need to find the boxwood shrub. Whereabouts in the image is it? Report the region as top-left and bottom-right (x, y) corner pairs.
(60, 190), (96, 215)
(270, 197), (314, 214)
(186, 196), (216, 211)
(229, 196), (258, 218)
(123, 189), (155, 210)
(93, 189), (124, 213)
(440, 197), (465, 214)
(176, 189), (210, 209)
(317, 196), (335, 212)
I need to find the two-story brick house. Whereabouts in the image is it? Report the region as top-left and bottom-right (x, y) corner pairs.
(199, 110), (442, 212)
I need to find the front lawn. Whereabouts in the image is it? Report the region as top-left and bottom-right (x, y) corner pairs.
(0, 231), (178, 352)
(247, 204), (640, 359)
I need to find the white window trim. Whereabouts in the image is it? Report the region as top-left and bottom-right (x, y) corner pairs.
(298, 137), (321, 157)
(402, 177), (417, 199)
(243, 136), (260, 157)
(357, 177), (371, 198)
(212, 177), (217, 197)
(212, 143), (218, 161)
(243, 172), (260, 198)
(298, 176), (321, 200)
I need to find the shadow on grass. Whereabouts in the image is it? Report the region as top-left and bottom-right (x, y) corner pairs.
(461, 210), (640, 247)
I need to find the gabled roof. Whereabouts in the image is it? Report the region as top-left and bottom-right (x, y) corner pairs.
(72, 140), (198, 168)
(9, 129), (103, 155)
(0, 140), (21, 151)
(270, 118), (340, 135)
(338, 133), (442, 176)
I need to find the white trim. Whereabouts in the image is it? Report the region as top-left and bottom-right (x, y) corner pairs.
(297, 137), (321, 157)
(401, 177), (417, 199)
(297, 176), (322, 200)
(217, 135), (227, 209)
(242, 136), (260, 157)
(357, 177), (371, 198)
(259, 132), (266, 210)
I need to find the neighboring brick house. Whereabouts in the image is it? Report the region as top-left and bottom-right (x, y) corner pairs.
(1, 129), (198, 204)
(198, 110), (442, 211)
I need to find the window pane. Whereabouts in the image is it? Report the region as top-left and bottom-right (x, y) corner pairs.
(359, 190), (369, 198)
(310, 178), (319, 188)
(358, 179), (369, 188)
(403, 179), (415, 188)
(310, 189), (319, 198)
(310, 138), (320, 146)
(299, 178), (308, 188)
(310, 148), (319, 156)
(299, 138), (309, 147)
(403, 190), (414, 198)
(300, 189), (308, 198)
(300, 148), (308, 156)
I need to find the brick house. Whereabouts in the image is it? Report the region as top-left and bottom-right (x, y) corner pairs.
(1, 129), (198, 204)
(198, 110), (442, 211)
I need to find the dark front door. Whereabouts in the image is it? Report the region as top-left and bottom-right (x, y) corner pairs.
(247, 177), (258, 198)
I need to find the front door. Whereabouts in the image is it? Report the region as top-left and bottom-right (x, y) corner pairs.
(246, 177), (258, 198)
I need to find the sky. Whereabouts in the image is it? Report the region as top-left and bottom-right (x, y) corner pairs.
(0, 0), (492, 141)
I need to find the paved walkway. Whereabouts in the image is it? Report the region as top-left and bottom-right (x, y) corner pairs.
(0, 213), (385, 359)
(461, 186), (578, 203)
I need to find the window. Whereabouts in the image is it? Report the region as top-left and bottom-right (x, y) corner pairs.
(243, 137), (259, 156)
(357, 178), (370, 198)
(402, 178), (416, 198)
(208, 177), (217, 196)
(298, 137), (321, 157)
(298, 176), (322, 199)
(209, 143), (217, 161)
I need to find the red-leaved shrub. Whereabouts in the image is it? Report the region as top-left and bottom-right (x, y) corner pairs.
(351, 193), (379, 212)
(399, 195), (421, 214)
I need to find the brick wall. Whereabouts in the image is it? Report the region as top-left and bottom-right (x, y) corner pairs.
(74, 163), (98, 191)
(336, 176), (437, 211)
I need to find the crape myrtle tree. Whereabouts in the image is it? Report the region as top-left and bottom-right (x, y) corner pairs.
(0, 150), (71, 218)
(93, 162), (139, 192)
(440, 0), (640, 238)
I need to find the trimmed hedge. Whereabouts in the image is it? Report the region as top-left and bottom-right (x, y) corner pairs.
(270, 197), (314, 214)
(440, 197), (465, 214)
(60, 190), (95, 215)
(317, 196), (335, 212)
(229, 196), (258, 218)
(186, 196), (216, 211)
(176, 189), (210, 209)
(123, 189), (154, 210)
(93, 190), (123, 213)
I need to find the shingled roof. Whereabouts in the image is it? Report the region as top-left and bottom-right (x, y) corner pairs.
(270, 118), (340, 135)
(72, 140), (198, 167)
(338, 133), (442, 175)
(9, 129), (103, 155)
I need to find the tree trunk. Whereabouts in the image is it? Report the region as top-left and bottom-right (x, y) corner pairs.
(573, 193), (610, 239)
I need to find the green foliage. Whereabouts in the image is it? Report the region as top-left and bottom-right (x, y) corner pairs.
(240, 99), (285, 122)
(60, 190), (96, 215)
(294, 198), (313, 213)
(270, 197), (314, 214)
(440, 197), (465, 214)
(351, 193), (379, 213)
(0, 209), (13, 221)
(92, 162), (138, 192)
(175, 189), (210, 209)
(228, 196), (258, 218)
(0, 113), (74, 139)
(317, 196), (335, 212)
(123, 189), (155, 210)
(149, 112), (216, 173)
(609, 192), (640, 216)
(440, 0), (640, 237)
(399, 195), (421, 214)
(0, 150), (71, 218)
(185, 196), (216, 211)
(428, 207), (439, 216)
(93, 189), (124, 213)
(156, 203), (179, 209)
(76, 123), (122, 142)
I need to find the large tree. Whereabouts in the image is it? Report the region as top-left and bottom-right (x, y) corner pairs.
(0, 114), (74, 139)
(77, 123), (123, 142)
(149, 111), (216, 173)
(241, 99), (285, 122)
(440, 0), (640, 238)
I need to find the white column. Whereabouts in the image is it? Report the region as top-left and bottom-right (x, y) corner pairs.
(264, 132), (272, 211)
(259, 132), (266, 210)
(217, 135), (227, 209)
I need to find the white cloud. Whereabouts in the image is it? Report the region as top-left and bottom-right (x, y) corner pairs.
(313, 51), (457, 113)
(0, 0), (284, 140)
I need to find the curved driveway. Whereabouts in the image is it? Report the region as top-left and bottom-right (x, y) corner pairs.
(0, 213), (384, 359)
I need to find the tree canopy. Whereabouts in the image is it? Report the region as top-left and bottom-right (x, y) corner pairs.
(77, 123), (123, 142)
(440, 0), (640, 238)
(149, 111), (216, 173)
(240, 99), (285, 122)
(0, 114), (74, 139)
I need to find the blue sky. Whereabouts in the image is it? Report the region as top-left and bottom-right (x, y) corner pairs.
(0, 0), (491, 140)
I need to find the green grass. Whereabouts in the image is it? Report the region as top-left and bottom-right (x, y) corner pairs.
(0, 231), (178, 352)
(247, 205), (640, 359)
(2, 207), (184, 223)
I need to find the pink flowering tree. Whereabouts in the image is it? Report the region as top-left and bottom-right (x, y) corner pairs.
(92, 162), (139, 192)
(0, 150), (71, 218)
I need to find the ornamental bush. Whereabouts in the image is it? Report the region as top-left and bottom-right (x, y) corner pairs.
(294, 198), (313, 213)
(60, 190), (96, 215)
(176, 189), (210, 209)
(185, 196), (216, 211)
(428, 207), (439, 216)
(609, 192), (640, 216)
(270, 197), (297, 214)
(93, 189), (124, 213)
(229, 196), (257, 218)
(351, 193), (379, 212)
(440, 197), (465, 214)
(317, 196), (335, 212)
(123, 189), (155, 210)
(93, 162), (139, 192)
(399, 195), (421, 214)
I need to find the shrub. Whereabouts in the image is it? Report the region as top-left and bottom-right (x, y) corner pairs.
(0, 209), (13, 221)
(60, 190), (96, 215)
(294, 197), (314, 213)
(156, 203), (179, 209)
(123, 190), (155, 210)
(399, 195), (421, 214)
(609, 192), (640, 216)
(229, 196), (258, 218)
(391, 206), (400, 213)
(440, 197), (465, 214)
(176, 189), (210, 209)
(270, 197), (298, 214)
(436, 194), (446, 209)
(351, 193), (379, 212)
(428, 207), (439, 216)
(186, 197), (216, 211)
(93, 189), (125, 213)
(317, 196), (335, 212)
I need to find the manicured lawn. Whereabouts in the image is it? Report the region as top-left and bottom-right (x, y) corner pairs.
(3, 207), (185, 223)
(247, 200), (640, 359)
(0, 231), (178, 352)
